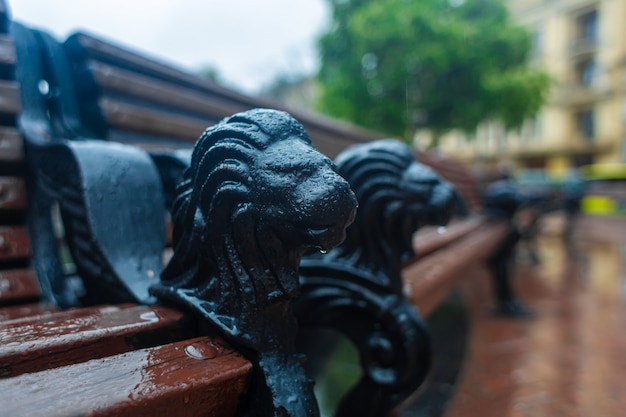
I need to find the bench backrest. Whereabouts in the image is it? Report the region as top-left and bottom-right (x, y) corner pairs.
(0, 6), (53, 318)
(24, 29), (379, 159)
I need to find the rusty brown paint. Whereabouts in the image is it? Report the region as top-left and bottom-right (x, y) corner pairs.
(0, 227), (31, 261)
(0, 336), (252, 417)
(0, 304), (189, 378)
(0, 268), (41, 304)
(403, 221), (510, 317)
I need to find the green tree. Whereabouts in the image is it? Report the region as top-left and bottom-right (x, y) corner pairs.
(317, 0), (550, 145)
(197, 65), (222, 83)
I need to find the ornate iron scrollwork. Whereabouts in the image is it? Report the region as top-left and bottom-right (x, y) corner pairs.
(151, 109), (358, 417)
(296, 139), (457, 417)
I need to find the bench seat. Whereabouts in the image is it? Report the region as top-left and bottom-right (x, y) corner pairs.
(0, 304), (191, 377)
(405, 218), (510, 317)
(0, 0), (543, 414)
(0, 335), (251, 417)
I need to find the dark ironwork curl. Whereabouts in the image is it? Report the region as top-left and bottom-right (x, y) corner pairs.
(296, 139), (457, 417)
(151, 108), (358, 417)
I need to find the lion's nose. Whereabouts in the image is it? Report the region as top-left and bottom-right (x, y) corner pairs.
(323, 173), (358, 229)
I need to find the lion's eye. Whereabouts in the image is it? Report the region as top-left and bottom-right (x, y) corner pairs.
(271, 162), (316, 177)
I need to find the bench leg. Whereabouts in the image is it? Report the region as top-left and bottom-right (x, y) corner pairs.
(487, 228), (533, 317)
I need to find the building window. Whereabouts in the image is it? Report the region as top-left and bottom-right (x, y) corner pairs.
(577, 9), (598, 43)
(532, 22), (544, 57)
(576, 57), (597, 87)
(576, 109), (595, 140)
(532, 116), (541, 141)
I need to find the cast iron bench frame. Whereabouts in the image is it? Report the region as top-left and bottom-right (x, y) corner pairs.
(0, 2), (536, 416)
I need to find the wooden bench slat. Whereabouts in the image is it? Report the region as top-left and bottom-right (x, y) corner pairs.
(0, 226), (31, 262)
(0, 336), (251, 417)
(100, 98), (209, 141)
(403, 221), (510, 317)
(90, 61), (246, 120)
(0, 304), (189, 378)
(68, 32), (379, 151)
(0, 35), (16, 66)
(0, 177), (26, 211)
(0, 80), (20, 115)
(304, 127), (364, 159)
(69, 33), (243, 99)
(412, 217), (484, 258)
(0, 128), (23, 162)
(0, 303), (127, 327)
(0, 268), (40, 304)
(0, 303), (58, 323)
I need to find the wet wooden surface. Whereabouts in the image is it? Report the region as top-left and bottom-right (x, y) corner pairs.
(0, 268), (41, 304)
(0, 302), (58, 322)
(443, 214), (626, 417)
(412, 217), (483, 258)
(404, 221), (509, 317)
(0, 336), (251, 417)
(0, 227), (31, 262)
(0, 304), (189, 378)
(0, 177), (26, 210)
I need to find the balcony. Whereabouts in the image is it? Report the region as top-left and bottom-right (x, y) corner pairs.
(570, 37), (598, 58)
(553, 82), (609, 107)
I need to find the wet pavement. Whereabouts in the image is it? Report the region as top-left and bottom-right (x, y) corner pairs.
(441, 213), (626, 417)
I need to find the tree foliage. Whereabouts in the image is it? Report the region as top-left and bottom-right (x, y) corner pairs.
(316, 0), (551, 141)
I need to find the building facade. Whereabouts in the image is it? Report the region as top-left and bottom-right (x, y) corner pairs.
(435, 0), (626, 178)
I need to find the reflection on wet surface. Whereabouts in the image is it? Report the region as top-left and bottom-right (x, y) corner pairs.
(314, 215), (626, 417)
(444, 214), (626, 417)
(0, 336), (251, 417)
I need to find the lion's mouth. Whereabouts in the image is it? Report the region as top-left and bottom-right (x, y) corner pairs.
(303, 223), (348, 252)
(306, 224), (338, 241)
(307, 225), (335, 237)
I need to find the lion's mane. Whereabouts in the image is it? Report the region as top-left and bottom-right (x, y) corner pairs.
(156, 109), (312, 312)
(325, 139), (454, 289)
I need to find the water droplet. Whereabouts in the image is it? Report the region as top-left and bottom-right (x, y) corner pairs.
(319, 249), (328, 254)
(185, 342), (219, 360)
(139, 311), (158, 322)
(38, 80), (50, 96)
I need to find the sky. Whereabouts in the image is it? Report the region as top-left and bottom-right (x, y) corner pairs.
(10, 0), (330, 94)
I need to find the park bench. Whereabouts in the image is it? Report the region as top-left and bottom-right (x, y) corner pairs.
(0, 1), (539, 416)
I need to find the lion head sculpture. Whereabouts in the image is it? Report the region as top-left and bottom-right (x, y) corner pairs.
(151, 108), (357, 417)
(296, 139), (456, 417)
(319, 138), (456, 292)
